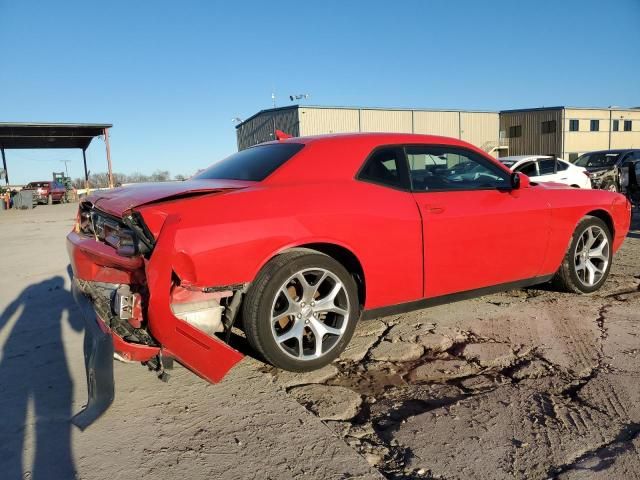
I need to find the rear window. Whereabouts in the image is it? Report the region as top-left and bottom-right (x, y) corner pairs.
(26, 182), (50, 188)
(194, 143), (304, 181)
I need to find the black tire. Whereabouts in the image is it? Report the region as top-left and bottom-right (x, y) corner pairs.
(601, 180), (618, 192)
(552, 215), (613, 294)
(242, 250), (360, 372)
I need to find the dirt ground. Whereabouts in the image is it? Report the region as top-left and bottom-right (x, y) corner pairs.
(1, 203), (638, 480)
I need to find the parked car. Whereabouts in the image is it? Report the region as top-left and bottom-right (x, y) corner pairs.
(573, 149), (640, 192)
(67, 133), (630, 425)
(22, 181), (66, 204)
(500, 155), (591, 189)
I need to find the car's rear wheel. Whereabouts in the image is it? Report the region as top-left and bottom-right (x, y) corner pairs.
(553, 215), (612, 294)
(242, 250), (359, 372)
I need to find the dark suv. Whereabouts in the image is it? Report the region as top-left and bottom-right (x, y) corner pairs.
(574, 149), (640, 192)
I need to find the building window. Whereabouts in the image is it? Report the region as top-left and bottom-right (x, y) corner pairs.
(590, 120), (599, 132)
(569, 119), (579, 131)
(508, 125), (522, 138)
(624, 120), (632, 131)
(568, 153), (579, 163)
(541, 120), (556, 134)
(612, 120), (619, 131)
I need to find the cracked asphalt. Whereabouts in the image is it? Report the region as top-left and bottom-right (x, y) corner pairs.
(266, 209), (640, 479)
(1, 203), (638, 480)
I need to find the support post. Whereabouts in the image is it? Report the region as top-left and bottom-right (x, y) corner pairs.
(1, 147), (8, 185)
(104, 128), (114, 188)
(82, 148), (89, 189)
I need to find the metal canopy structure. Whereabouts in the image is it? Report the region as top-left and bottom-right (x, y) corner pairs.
(0, 122), (114, 187)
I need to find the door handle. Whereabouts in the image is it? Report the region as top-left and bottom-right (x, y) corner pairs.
(424, 205), (445, 214)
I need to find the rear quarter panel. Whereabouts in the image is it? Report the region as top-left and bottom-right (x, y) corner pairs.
(138, 181), (424, 310)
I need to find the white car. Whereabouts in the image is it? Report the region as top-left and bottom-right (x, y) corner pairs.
(499, 155), (591, 189)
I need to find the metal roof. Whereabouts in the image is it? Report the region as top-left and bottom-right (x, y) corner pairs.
(0, 122), (112, 150)
(501, 106), (640, 113)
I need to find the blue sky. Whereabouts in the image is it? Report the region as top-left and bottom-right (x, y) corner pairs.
(1, 0), (639, 184)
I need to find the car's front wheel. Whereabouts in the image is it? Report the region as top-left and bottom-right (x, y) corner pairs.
(242, 250), (359, 372)
(553, 215), (612, 294)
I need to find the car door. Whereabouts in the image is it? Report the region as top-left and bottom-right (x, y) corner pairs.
(535, 158), (562, 184)
(406, 145), (551, 298)
(620, 151), (640, 194)
(554, 159), (572, 184)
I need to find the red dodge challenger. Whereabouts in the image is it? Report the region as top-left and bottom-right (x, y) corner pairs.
(67, 133), (631, 426)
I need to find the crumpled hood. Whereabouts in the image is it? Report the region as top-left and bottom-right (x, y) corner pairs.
(88, 179), (254, 217)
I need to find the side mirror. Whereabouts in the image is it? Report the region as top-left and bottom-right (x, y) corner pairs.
(511, 172), (530, 189)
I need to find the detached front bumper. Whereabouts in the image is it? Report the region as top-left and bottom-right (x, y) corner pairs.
(67, 215), (245, 425)
(71, 281), (115, 430)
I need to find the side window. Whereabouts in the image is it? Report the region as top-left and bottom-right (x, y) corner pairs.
(621, 152), (640, 166)
(406, 146), (509, 191)
(538, 159), (556, 176)
(358, 147), (407, 189)
(515, 161), (538, 177)
(556, 160), (569, 171)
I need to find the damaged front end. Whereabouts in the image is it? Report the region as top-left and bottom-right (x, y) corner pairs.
(68, 200), (245, 428)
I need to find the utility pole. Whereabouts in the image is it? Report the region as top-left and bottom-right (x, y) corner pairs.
(104, 128), (114, 188)
(60, 159), (71, 177)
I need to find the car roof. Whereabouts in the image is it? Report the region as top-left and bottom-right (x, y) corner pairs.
(261, 132), (510, 184)
(580, 149), (638, 155)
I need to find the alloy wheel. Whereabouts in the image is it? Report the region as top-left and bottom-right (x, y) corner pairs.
(573, 225), (610, 287)
(270, 268), (349, 360)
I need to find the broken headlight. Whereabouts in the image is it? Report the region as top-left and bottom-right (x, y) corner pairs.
(90, 210), (139, 257)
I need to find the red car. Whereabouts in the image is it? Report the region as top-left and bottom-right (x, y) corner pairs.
(67, 133), (631, 426)
(23, 180), (66, 204)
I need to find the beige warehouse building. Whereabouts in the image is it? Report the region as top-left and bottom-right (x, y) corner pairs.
(236, 105), (640, 161)
(235, 105), (505, 156)
(500, 106), (640, 161)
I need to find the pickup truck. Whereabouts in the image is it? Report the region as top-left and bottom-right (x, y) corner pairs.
(22, 181), (66, 205)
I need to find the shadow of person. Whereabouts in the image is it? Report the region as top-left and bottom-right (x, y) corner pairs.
(0, 275), (83, 479)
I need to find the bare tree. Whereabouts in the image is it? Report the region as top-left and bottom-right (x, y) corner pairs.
(71, 170), (190, 189)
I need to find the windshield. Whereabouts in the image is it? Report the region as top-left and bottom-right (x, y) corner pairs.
(194, 143), (304, 181)
(500, 160), (517, 168)
(574, 152), (620, 168)
(26, 182), (49, 188)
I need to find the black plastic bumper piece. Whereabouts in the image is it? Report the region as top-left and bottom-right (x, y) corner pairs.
(71, 281), (115, 430)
